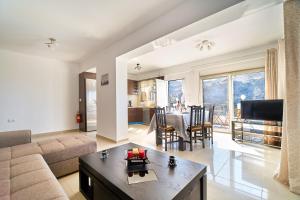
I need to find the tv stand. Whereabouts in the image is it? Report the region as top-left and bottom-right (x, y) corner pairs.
(232, 119), (282, 148)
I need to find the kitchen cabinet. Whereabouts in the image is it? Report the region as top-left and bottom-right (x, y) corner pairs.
(128, 80), (138, 95)
(128, 108), (143, 122)
(142, 108), (156, 124)
(149, 108), (155, 120)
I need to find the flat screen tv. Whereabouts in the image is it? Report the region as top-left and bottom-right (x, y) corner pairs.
(241, 99), (283, 121)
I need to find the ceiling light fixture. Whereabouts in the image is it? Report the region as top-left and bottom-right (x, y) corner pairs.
(134, 63), (142, 71)
(45, 38), (58, 50)
(152, 37), (176, 49)
(195, 40), (215, 51)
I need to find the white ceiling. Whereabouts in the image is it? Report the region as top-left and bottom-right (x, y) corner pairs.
(0, 0), (184, 62)
(127, 3), (283, 74)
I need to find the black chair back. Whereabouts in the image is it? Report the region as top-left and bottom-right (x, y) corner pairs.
(189, 106), (205, 128)
(155, 107), (167, 128)
(208, 105), (215, 124)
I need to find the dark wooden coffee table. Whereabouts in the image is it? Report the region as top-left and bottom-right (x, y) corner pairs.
(79, 143), (207, 200)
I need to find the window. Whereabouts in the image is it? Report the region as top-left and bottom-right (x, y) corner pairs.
(168, 80), (184, 107)
(201, 69), (265, 131)
(203, 76), (229, 128)
(233, 71), (265, 117)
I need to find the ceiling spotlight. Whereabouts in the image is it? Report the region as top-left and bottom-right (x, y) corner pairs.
(152, 37), (176, 49)
(195, 40), (215, 51)
(45, 38), (58, 50)
(134, 63), (142, 71)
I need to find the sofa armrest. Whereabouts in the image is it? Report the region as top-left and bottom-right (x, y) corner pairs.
(0, 130), (31, 148)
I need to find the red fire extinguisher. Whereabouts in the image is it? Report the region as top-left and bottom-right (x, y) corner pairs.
(76, 112), (81, 123)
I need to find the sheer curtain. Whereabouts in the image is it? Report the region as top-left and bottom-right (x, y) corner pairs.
(274, 39), (289, 185)
(182, 78), (188, 104)
(277, 39), (286, 99)
(265, 48), (278, 136)
(274, 0), (300, 194)
(265, 48), (278, 99)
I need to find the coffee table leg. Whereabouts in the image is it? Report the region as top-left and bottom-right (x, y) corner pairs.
(79, 166), (93, 200)
(200, 174), (207, 200)
(179, 137), (186, 151)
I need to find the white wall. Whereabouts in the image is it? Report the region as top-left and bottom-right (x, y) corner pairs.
(80, 0), (243, 142)
(0, 49), (79, 134)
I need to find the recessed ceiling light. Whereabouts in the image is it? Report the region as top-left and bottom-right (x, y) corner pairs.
(195, 40), (215, 51)
(152, 37), (176, 49)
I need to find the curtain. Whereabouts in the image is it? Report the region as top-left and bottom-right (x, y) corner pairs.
(182, 78), (188, 105)
(277, 39), (286, 99)
(275, 0), (300, 194)
(274, 39), (289, 185)
(265, 48), (278, 99)
(265, 48), (279, 137)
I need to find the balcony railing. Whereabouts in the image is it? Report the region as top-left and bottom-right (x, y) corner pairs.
(204, 103), (230, 128)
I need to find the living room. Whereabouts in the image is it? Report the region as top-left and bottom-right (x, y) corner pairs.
(0, 0), (300, 200)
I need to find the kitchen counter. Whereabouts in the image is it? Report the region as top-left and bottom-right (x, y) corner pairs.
(128, 107), (155, 124)
(128, 107), (143, 123)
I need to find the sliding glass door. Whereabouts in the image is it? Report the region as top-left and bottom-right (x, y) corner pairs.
(233, 71), (265, 118)
(202, 69), (265, 132)
(203, 76), (230, 130)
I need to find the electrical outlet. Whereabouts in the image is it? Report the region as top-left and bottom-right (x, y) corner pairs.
(7, 119), (15, 123)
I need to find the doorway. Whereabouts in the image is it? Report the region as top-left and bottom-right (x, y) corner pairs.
(79, 72), (97, 132)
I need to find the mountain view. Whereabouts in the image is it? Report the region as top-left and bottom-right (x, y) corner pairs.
(203, 71), (265, 118)
(168, 80), (184, 106)
(233, 72), (265, 110)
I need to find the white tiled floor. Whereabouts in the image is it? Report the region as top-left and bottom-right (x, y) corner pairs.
(127, 125), (299, 200)
(33, 125), (300, 200)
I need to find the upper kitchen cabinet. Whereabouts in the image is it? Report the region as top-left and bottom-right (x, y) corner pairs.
(128, 79), (138, 95)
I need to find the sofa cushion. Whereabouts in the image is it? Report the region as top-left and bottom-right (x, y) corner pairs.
(0, 148), (11, 162)
(0, 160), (10, 169)
(0, 180), (10, 198)
(39, 135), (97, 165)
(11, 168), (53, 193)
(11, 179), (67, 200)
(0, 130), (31, 148)
(9, 154), (68, 200)
(38, 139), (65, 153)
(11, 159), (48, 178)
(10, 154), (41, 166)
(0, 160), (10, 199)
(0, 167), (10, 180)
(11, 143), (42, 159)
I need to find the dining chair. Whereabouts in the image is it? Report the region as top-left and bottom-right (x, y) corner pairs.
(186, 106), (205, 151)
(155, 107), (177, 151)
(204, 105), (215, 144)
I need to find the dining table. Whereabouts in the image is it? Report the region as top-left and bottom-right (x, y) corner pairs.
(148, 110), (209, 151)
(148, 111), (189, 151)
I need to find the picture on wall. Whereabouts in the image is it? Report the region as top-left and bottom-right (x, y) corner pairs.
(101, 73), (109, 86)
